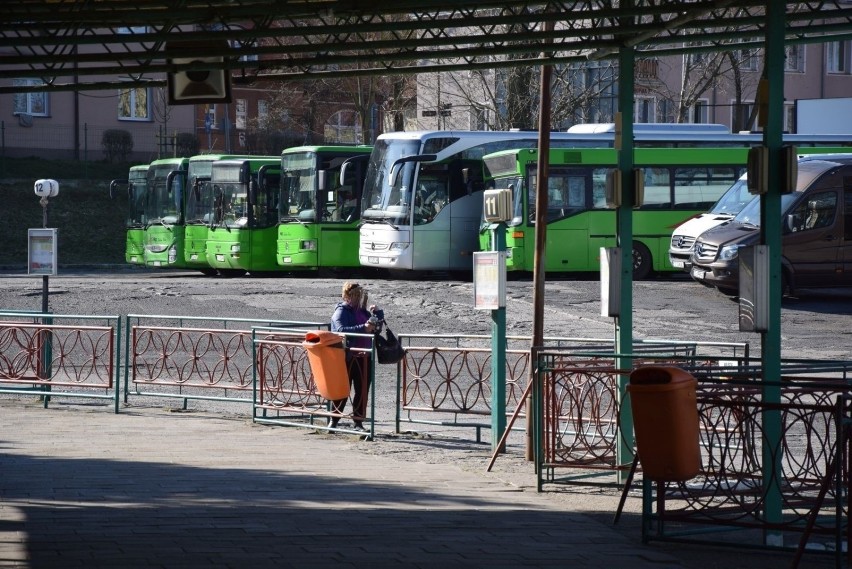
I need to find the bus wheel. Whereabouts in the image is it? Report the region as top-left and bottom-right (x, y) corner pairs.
(632, 242), (652, 280)
(219, 269), (247, 278)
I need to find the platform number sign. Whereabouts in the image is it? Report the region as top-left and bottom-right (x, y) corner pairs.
(483, 188), (512, 223)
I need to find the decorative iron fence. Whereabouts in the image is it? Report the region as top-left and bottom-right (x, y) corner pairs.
(253, 328), (376, 437)
(0, 311), (121, 410)
(125, 314), (324, 409)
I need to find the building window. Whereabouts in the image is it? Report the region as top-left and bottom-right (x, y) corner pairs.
(118, 86), (151, 121)
(229, 39), (258, 63)
(257, 100), (269, 127)
(12, 79), (49, 116)
(324, 109), (362, 144)
(784, 103), (795, 133)
(731, 100), (754, 132)
(470, 104), (490, 130)
(690, 99), (709, 123)
(827, 41), (848, 73)
(205, 105), (217, 130)
(785, 44), (805, 72)
(635, 97), (656, 122)
(737, 47), (761, 71)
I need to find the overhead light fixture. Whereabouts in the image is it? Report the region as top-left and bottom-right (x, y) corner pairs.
(166, 41), (232, 105)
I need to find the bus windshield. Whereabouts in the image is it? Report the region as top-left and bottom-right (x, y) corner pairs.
(211, 181), (249, 229)
(146, 165), (184, 226)
(361, 139), (421, 225)
(280, 152), (318, 222)
(185, 160), (216, 225)
(204, 163), (249, 229)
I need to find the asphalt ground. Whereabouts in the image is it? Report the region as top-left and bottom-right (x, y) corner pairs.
(1, 268), (850, 568)
(0, 397), (841, 569)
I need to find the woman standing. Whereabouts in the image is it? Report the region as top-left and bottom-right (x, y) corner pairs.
(330, 282), (383, 431)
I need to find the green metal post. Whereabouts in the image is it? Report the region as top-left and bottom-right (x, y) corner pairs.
(616, 44), (636, 483)
(491, 222), (507, 453)
(114, 316), (121, 413)
(761, 3), (785, 543)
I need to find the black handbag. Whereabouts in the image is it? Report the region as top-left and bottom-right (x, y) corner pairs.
(374, 322), (405, 364)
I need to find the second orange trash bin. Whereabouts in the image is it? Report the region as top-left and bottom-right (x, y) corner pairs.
(627, 365), (701, 481)
(303, 331), (350, 401)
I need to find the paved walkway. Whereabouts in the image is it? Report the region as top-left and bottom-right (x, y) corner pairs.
(0, 399), (834, 569)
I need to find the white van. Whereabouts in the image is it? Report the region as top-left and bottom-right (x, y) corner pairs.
(668, 153), (852, 271)
(668, 173), (752, 271)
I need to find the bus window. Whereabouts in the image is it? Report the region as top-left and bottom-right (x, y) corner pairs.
(544, 173), (587, 221)
(642, 167), (672, 208)
(568, 177), (585, 207)
(672, 166), (742, 209)
(414, 178), (448, 225)
(592, 168), (608, 209)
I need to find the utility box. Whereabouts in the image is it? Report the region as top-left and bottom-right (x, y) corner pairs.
(302, 331), (350, 400)
(627, 366), (701, 481)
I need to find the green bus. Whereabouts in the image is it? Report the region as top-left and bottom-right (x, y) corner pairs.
(110, 163), (149, 266)
(184, 154), (251, 274)
(204, 157), (281, 275)
(277, 145), (372, 270)
(143, 154), (253, 273)
(143, 157), (189, 268)
(479, 146), (852, 279)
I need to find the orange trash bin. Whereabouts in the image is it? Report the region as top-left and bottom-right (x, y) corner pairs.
(627, 366), (701, 481)
(302, 331), (350, 401)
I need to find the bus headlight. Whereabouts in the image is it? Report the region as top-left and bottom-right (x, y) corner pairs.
(230, 244), (241, 253)
(719, 244), (740, 261)
(389, 242), (409, 252)
(167, 246), (177, 264)
(300, 240), (317, 251)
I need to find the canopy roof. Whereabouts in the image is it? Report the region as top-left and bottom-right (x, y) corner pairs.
(3, 1), (852, 93)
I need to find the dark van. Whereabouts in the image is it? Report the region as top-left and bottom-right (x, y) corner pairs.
(690, 158), (852, 296)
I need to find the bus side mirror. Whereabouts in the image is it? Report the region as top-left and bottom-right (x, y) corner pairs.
(109, 179), (126, 200)
(747, 147), (767, 195)
(605, 170), (621, 208)
(782, 145), (798, 194)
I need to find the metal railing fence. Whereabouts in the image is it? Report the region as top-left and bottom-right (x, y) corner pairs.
(0, 311), (122, 411)
(125, 314), (324, 409)
(252, 327), (376, 438)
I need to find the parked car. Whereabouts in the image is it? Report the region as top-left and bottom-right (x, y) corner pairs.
(689, 157), (852, 296)
(669, 153), (852, 273)
(668, 172), (752, 271)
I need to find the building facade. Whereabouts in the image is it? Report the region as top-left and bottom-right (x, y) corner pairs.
(412, 39), (852, 134)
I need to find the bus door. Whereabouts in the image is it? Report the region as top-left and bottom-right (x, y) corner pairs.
(533, 167), (594, 272)
(251, 165), (281, 268)
(442, 159), (483, 270)
(320, 155), (368, 268)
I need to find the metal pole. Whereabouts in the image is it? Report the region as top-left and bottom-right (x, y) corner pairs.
(490, 223), (506, 454)
(527, 18), (554, 461)
(761, 1), (786, 543)
(41, 197), (49, 314)
(615, 45), (636, 484)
